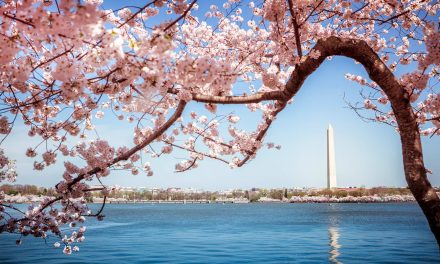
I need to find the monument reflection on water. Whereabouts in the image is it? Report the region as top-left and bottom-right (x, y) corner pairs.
(328, 204), (342, 264)
(328, 225), (342, 264)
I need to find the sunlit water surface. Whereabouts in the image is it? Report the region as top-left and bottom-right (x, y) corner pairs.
(1, 203), (439, 263)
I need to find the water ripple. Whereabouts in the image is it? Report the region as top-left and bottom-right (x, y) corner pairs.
(1, 203), (439, 263)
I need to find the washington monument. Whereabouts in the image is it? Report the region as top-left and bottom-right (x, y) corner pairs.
(327, 124), (337, 188)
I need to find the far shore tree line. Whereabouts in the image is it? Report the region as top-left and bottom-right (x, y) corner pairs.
(1, 184), (425, 202)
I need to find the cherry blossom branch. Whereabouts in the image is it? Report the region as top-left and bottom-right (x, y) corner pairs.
(193, 132), (233, 149)
(351, 2), (370, 15)
(31, 48), (74, 72)
(117, 0), (159, 28)
(161, 0), (198, 33)
(300, 0), (324, 26)
(378, 10), (411, 25)
(167, 88), (287, 104)
(163, 140), (229, 165)
(175, 157), (198, 172)
(343, 96), (396, 128)
(426, 116), (440, 122)
(83, 196), (106, 217)
(2, 11), (35, 28)
(238, 101), (287, 167)
(1, 101), (186, 233)
(0, 196), (63, 232)
(287, 0), (303, 57)
(0, 203), (25, 215)
(67, 100), (187, 189)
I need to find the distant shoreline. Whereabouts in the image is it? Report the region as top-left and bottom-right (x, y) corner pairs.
(3, 185), (433, 205)
(99, 200), (418, 204)
(3, 194), (417, 204)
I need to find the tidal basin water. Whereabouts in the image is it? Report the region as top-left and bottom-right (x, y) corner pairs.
(1, 203), (439, 263)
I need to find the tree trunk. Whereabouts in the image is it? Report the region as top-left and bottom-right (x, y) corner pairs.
(393, 100), (440, 246)
(332, 37), (440, 246)
(283, 36), (440, 246)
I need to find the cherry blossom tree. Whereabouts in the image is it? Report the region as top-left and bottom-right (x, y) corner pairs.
(0, 0), (439, 252)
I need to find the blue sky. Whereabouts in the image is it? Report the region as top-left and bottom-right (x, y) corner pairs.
(5, 56), (440, 190)
(3, 1), (439, 190)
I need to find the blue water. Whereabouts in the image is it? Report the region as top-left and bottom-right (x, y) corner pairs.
(0, 203), (439, 263)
